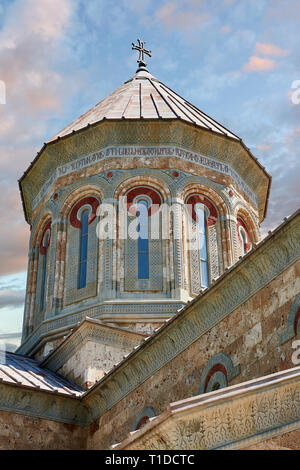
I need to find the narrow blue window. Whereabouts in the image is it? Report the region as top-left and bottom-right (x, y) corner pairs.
(78, 209), (89, 289)
(40, 231), (49, 311)
(239, 227), (247, 256)
(196, 204), (209, 288)
(137, 200), (149, 279)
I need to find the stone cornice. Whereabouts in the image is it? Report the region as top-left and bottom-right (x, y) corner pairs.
(0, 381), (89, 426)
(113, 366), (300, 450)
(17, 300), (183, 356)
(82, 209), (300, 420)
(41, 318), (147, 372)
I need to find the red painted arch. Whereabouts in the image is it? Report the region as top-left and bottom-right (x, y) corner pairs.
(40, 222), (51, 255)
(204, 363), (228, 393)
(186, 195), (218, 226)
(70, 197), (100, 229)
(126, 187), (162, 217)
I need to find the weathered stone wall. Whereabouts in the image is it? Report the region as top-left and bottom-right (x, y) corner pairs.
(57, 340), (135, 389)
(244, 429), (300, 450)
(0, 410), (86, 450)
(86, 259), (300, 449)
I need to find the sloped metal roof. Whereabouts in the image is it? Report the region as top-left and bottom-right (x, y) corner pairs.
(0, 350), (83, 397)
(48, 67), (239, 142)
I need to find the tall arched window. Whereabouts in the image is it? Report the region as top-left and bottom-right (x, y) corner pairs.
(239, 226), (247, 256)
(137, 199), (149, 280)
(186, 195), (218, 291)
(195, 203), (209, 288)
(40, 223), (51, 312)
(237, 217), (251, 256)
(125, 187), (162, 291)
(78, 209), (89, 289)
(69, 197), (100, 295)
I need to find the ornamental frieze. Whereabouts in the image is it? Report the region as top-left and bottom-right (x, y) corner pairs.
(32, 145), (258, 211)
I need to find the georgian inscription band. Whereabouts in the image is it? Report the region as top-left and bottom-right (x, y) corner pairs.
(33, 145), (258, 209)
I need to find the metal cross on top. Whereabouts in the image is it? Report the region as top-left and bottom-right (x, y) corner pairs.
(132, 39), (151, 68)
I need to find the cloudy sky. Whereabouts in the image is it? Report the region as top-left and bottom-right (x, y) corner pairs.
(0, 0), (299, 346)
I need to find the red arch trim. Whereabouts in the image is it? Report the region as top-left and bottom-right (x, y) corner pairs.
(136, 416), (150, 430)
(70, 197), (100, 229)
(40, 222), (51, 255)
(186, 195), (218, 226)
(126, 187), (162, 216)
(237, 217), (252, 252)
(204, 363), (228, 393)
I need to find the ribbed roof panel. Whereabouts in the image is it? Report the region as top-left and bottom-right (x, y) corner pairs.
(48, 68), (239, 142)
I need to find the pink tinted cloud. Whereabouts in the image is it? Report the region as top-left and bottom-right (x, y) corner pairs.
(257, 143), (271, 151)
(220, 25), (232, 34)
(0, 189), (30, 276)
(155, 1), (210, 31)
(255, 42), (290, 57)
(243, 56), (277, 72)
(285, 127), (300, 152)
(0, 0), (75, 278)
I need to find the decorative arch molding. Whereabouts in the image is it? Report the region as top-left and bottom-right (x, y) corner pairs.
(114, 176), (171, 203)
(131, 406), (156, 431)
(181, 184), (228, 218)
(186, 194), (218, 226)
(126, 186), (162, 217)
(60, 185), (104, 219)
(237, 217), (252, 254)
(25, 214), (53, 336)
(70, 197), (100, 229)
(50, 185), (103, 312)
(32, 212), (53, 248)
(39, 221), (52, 255)
(280, 292), (300, 344)
(182, 184), (232, 271)
(235, 206), (259, 244)
(109, 168), (174, 196)
(199, 353), (241, 394)
(114, 177), (172, 295)
(232, 199), (259, 224)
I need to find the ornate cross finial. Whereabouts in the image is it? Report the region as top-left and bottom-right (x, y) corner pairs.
(132, 39), (151, 69)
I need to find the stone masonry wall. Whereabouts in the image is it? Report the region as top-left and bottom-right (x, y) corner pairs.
(57, 340), (136, 389)
(244, 428), (300, 450)
(0, 409), (86, 450)
(86, 259), (300, 449)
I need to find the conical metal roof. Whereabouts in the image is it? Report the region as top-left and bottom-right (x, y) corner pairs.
(48, 67), (239, 142)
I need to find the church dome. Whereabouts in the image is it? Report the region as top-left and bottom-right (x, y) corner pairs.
(18, 47), (271, 358)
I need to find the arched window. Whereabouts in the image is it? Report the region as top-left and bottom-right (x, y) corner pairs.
(186, 195), (218, 291)
(237, 217), (251, 256)
(40, 223), (51, 312)
(239, 226), (247, 257)
(78, 209), (89, 289)
(195, 203), (209, 288)
(136, 416), (150, 430)
(69, 196), (100, 295)
(198, 353), (241, 395)
(131, 406), (156, 431)
(125, 187), (162, 291)
(137, 199), (149, 280)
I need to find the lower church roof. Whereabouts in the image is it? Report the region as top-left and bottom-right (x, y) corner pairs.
(0, 350), (83, 397)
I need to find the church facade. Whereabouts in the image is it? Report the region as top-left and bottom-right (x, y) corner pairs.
(0, 48), (299, 450)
